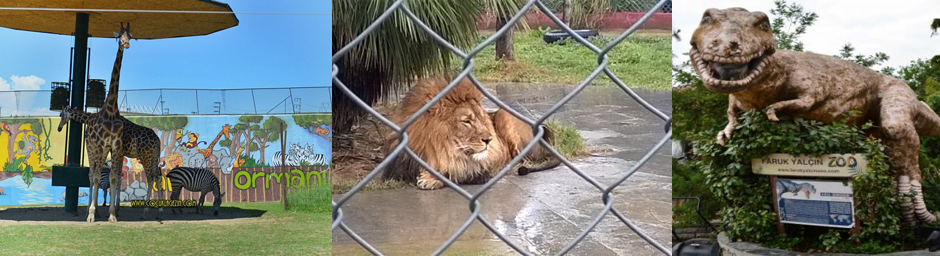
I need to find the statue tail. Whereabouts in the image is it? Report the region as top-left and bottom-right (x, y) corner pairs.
(915, 101), (940, 137)
(899, 175), (939, 226)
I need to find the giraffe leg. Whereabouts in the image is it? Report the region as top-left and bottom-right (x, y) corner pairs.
(114, 169), (122, 217)
(86, 149), (104, 223)
(149, 157), (163, 220)
(108, 156), (123, 223)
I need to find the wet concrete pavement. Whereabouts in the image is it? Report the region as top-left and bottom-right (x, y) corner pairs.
(333, 84), (672, 255)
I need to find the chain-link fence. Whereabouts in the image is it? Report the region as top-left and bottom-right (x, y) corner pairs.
(0, 86), (331, 117)
(332, 0), (671, 255)
(540, 0), (671, 12)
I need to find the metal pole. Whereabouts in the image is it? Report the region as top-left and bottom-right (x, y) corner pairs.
(281, 121), (288, 210)
(195, 90), (200, 114)
(64, 12), (89, 215)
(251, 89), (258, 114)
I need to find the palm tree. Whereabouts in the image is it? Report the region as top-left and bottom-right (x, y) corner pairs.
(332, 0), (527, 133)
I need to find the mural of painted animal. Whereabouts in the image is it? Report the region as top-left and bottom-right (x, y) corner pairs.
(272, 143), (325, 166)
(691, 7), (940, 225)
(174, 146), (207, 168)
(776, 179), (816, 199)
(17, 133), (39, 159)
(315, 126), (329, 136)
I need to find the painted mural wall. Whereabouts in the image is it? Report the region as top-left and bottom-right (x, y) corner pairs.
(0, 114), (331, 206)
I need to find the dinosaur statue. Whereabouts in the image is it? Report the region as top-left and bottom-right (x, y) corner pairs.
(690, 7), (940, 226)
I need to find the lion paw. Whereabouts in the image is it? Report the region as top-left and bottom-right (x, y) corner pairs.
(416, 177), (444, 190)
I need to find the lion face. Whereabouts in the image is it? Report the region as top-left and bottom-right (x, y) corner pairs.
(450, 103), (495, 160)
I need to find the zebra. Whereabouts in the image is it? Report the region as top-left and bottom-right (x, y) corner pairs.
(99, 166), (110, 207)
(272, 145), (326, 166)
(166, 167), (226, 216)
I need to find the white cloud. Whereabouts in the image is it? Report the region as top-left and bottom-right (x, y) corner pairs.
(0, 76), (10, 91)
(9, 75), (45, 90)
(0, 75), (47, 116)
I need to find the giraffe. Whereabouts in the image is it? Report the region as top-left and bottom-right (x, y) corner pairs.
(200, 124), (231, 159)
(58, 108), (163, 221)
(63, 22), (163, 222)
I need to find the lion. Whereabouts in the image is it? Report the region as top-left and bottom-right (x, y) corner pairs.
(382, 76), (561, 190)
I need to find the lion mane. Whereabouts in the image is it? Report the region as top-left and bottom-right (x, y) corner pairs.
(382, 77), (560, 190)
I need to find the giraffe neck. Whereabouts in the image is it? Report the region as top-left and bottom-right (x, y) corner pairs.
(103, 44), (125, 117)
(208, 130), (227, 150)
(67, 108), (95, 124)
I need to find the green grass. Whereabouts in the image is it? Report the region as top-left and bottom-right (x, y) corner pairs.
(286, 183), (331, 213)
(467, 29), (671, 90)
(0, 202), (330, 255)
(546, 119), (589, 158)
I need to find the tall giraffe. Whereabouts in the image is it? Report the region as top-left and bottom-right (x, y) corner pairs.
(58, 107), (163, 221)
(72, 22), (163, 222)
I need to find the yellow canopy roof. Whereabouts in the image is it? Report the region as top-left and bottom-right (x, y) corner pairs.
(0, 0), (238, 39)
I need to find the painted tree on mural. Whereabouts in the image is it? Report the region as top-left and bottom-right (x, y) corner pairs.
(0, 118), (43, 164)
(128, 116), (189, 157)
(293, 114), (331, 134)
(253, 116), (283, 165)
(220, 115), (262, 166)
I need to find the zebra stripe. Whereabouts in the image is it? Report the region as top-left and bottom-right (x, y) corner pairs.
(271, 151), (325, 166)
(99, 167), (110, 190)
(166, 167), (224, 215)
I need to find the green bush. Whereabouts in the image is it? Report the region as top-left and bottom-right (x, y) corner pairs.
(672, 82), (727, 141)
(672, 159), (720, 229)
(692, 109), (903, 253)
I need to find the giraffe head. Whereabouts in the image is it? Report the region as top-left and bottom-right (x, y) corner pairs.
(57, 106), (71, 132)
(113, 22), (133, 49)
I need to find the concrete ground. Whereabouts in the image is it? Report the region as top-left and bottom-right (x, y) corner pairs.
(333, 84), (672, 255)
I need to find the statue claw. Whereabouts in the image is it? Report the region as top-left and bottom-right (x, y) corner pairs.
(717, 130), (731, 146)
(766, 109), (779, 122)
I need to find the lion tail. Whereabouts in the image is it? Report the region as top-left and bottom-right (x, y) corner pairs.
(517, 125), (562, 176)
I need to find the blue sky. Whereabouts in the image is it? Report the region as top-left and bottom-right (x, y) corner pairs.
(0, 1), (331, 116)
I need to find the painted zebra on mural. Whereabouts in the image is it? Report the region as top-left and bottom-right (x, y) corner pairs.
(166, 167), (226, 216)
(272, 143), (325, 166)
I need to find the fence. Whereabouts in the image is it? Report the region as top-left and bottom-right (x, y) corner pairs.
(332, 0), (671, 255)
(0, 86), (331, 117)
(540, 0), (671, 12)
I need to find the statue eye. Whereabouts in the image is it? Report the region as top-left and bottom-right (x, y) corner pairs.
(701, 15), (712, 24)
(759, 20), (771, 31)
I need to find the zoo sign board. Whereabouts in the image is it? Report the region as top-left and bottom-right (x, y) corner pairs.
(775, 178), (855, 228)
(752, 153), (866, 177)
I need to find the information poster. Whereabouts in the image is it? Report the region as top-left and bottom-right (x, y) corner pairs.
(775, 178), (855, 228)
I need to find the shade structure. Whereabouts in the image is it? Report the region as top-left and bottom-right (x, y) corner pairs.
(0, 1), (238, 215)
(0, 0), (239, 39)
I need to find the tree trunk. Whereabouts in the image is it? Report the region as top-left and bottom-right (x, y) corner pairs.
(229, 130), (243, 158)
(562, 0), (572, 26)
(495, 15), (515, 61)
(256, 138), (268, 164)
(8, 123), (22, 163)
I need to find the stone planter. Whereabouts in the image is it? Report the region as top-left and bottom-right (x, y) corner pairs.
(716, 232), (932, 255)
